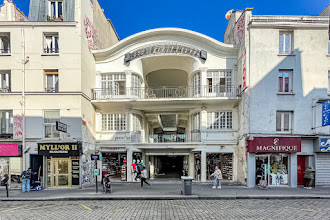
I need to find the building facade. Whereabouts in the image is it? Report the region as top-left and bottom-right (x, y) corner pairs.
(0, 0), (118, 189)
(224, 8), (330, 187)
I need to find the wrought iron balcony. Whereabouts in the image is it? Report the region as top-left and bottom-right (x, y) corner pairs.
(0, 133), (13, 139)
(92, 85), (241, 100)
(44, 48), (59, 54)
(0, 48), (10, 54)
(0, 87), (11, 93)
(45, 87), (58, 93)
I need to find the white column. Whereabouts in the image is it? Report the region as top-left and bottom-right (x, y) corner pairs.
(125, 70), (132, 97)
(200, 67), (208, 97)
(5, 111), (9, 133)
(150, 156), (155, 179)
(189, 151), (195, 178)
(290, 153), (298, 187)
(201, 149), (206, 182)
(200, 106), (207, 143)
(127, 149), (133, 181)
(247, 152), (256, 188)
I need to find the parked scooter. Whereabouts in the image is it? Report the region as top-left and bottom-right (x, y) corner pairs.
(103, 174), (112, 193)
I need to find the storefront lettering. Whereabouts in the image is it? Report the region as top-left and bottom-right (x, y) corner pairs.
(38, 143), (81, 156)
(321, 147), (330, 152)
(256, 145), (297, 152)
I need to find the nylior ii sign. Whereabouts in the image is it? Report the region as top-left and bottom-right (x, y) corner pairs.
(322, 100), (330, 126)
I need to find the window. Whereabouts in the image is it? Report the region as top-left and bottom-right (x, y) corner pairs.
(0, 72), (10, 92)
(276, 111), (293, 132)
(0, 33), (10, 53)
(191, 112), (200, 132)
(102, 114), (126, 131)
(192, 72), (200, 96)
(132, 114), (142, 131)
(131, 74), (141, 97)
(101, 74), (126, 96)
(44, 34), (59, 53)
(278, 70), (292, 93)
(45, 70), (59, 92)
(207, 111), (232, 130)
(279, 32), (293, 54)
(206, 71), (232, 93)
(0, 110), (13, 136)
(48, 0), (63, 20)
(44, 110), (60, 138)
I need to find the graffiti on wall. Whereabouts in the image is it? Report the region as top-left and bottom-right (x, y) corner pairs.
(13, 115), (23, 139)
(84, 17), (98, 52)
(235, 12), (245, 45)
(81, 152), (95, 186)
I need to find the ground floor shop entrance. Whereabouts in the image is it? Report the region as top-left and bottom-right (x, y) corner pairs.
(154, 155), (184, 178)
(48, 158), (72, 187)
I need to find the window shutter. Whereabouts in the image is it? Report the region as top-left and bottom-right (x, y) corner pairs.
(28, 0), (47, 21)
(64, 0), (75, 22)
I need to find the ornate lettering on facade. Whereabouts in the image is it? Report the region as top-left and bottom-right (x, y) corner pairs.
(256, 145), (297, 152)
(13, 115), (22, 139)
(235, 12), (245, 45)
(84, 17), (98, 52)
(124, 43), (207, 65)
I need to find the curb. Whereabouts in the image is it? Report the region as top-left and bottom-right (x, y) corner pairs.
(1, 195), (330, 201)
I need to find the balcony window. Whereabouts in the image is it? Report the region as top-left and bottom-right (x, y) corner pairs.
(191, 112), (200, 132)
(0, 110), (13, 138)
(279, 32), (293, 54)
(102, 114), (126, 131)
(206, 71), (232, 93)
(44, 110), (60, 138)
(0, 72), (10, 92)
(192, 72), (200, 96)
(131, 74), (142, 97)
(45, 70), (59, 92)
(48, 0), (63, 21)
(44, 34), (59, 53)
(101, 74), (126, 96)
(207, 111), (232, 130)
(0, 33), (10, 54)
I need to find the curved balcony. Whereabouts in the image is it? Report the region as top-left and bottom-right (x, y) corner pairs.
(92, 85), (241, 100)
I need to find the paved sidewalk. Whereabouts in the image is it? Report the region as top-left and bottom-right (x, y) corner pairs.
(1, 182), (330, 201)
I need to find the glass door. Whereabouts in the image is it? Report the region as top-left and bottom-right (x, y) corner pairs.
(50, 158), (71, 187)
(255, 155), (270, 185)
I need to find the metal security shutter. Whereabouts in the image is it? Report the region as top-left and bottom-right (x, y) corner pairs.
(64, 0), (75, 22)
(315, 154), (330, 186)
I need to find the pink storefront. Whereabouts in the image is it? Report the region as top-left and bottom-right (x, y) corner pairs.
(0, 144), (21, 188)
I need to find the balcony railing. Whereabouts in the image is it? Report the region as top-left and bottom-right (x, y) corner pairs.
(0, 133), (13, 139)
(92, 85), (241, 100)
(44, 48), (59, 54)
(148, 132), (201, 143)
(45, 87), (58, 93)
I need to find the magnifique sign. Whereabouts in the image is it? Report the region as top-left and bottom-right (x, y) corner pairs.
(247, 137), (301, 153)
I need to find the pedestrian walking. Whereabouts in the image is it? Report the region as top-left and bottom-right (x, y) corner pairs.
(304, 166), (315, 189)
(21, 167), (32, 192)
(140, 166), (151, 188)
(210, 166), (222, 189)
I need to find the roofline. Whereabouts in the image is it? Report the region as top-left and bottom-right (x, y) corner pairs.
(92, 28), (238, 59)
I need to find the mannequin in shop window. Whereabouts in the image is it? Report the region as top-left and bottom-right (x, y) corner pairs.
(182, 161), (188, 176)
(195, 160), (201, 181)
(131, 159), (137, 182)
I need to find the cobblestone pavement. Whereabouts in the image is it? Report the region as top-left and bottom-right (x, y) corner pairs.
(0, 199), (330, 220)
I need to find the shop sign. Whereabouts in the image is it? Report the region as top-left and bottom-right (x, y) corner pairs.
(38, 143), (81, 156)
(56, 121), (67, 133)
(0, 144), (19, 157)
(322, 100), (330, 126)
(248, 137), (301, 153)
(91, 154), (100, 160)
(320, 139), (330, 152)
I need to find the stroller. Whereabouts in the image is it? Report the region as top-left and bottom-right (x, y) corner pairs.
(103, 175), (112, 193)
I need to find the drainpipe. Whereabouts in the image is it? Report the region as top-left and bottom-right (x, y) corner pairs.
(21, 29), (26, 171)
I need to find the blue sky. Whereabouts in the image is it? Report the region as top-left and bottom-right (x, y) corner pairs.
(15, 0), (329, 42)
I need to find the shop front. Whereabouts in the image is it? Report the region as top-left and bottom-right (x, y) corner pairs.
(314, 137), (330, 187)
(102, 150), (127, 181)
(0, 144), (21, 189)
(37, 142), (81, 188)
(247, 137), (301, 188)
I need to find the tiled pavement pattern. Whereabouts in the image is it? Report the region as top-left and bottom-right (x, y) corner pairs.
(0, 199), (330, 220)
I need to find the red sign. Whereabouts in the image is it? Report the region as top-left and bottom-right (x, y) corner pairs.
(247, 137), (301, 153)
(0, 144), (19, 156)
(242, 49), (246, 90)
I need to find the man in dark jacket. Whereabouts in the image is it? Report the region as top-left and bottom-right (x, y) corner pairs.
(21, 168), (32, 192)
(304, 167), (315, 189)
